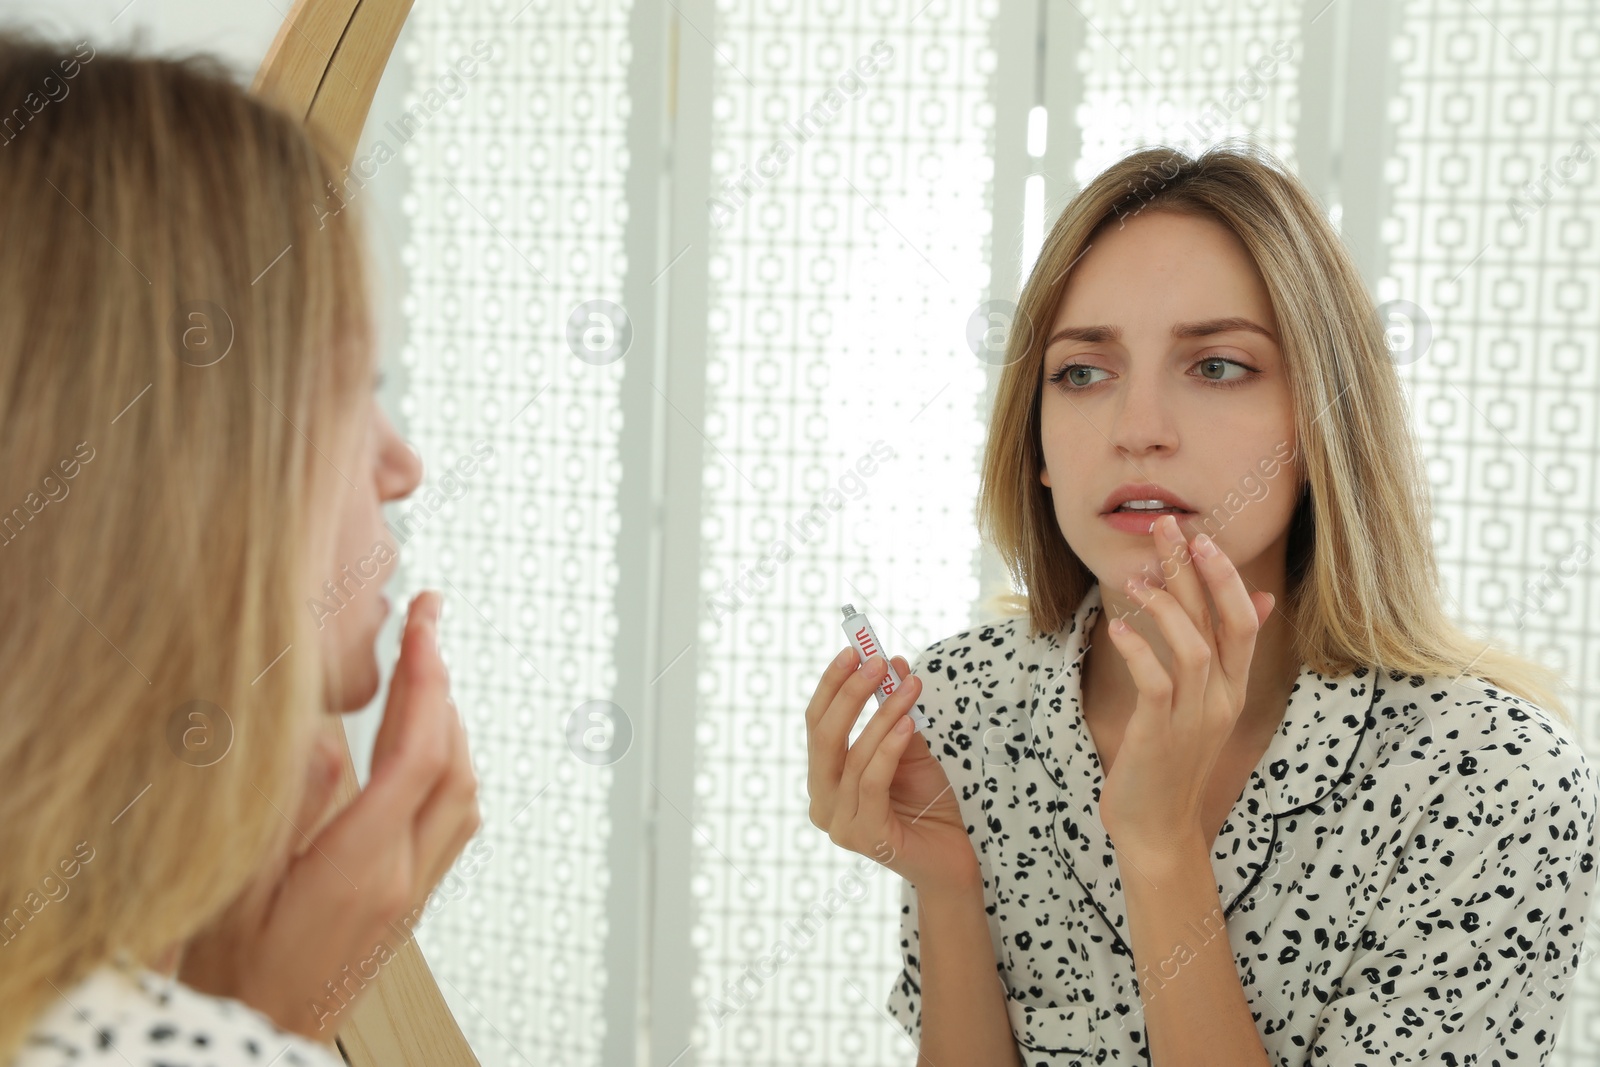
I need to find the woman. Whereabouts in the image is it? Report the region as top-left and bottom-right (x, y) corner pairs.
(0, 33), (481, 1065)
(806, 144), (1598, 1065)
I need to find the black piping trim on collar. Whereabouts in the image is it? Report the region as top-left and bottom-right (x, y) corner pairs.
(1224, 670), (1385, 918)
(1273, 667), (1383, 816)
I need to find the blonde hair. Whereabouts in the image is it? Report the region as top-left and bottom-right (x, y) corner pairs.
(0, 32), (374, 1054)
(977, 141), (1573, 727)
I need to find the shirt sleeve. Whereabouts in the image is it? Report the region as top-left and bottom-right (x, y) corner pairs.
(884, 641), (947, 1045)
(1306, 724), (1600, 1065)
(886, 873), (923, 1044)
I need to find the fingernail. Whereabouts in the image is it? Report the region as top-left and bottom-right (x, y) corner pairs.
(1194, 533), (1218, 557)
(834, 645), (855, 669)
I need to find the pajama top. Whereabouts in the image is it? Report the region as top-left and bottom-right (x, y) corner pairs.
(887, 581), (1599, 1066)
(13, 959), (344, 1067)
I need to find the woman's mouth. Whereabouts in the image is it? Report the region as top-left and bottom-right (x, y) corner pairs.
(1102, 506), (1196, 534)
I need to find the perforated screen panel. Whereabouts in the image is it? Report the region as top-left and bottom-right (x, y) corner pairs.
(395, 4), (630, 1063)
(1073, 0), (1302, 185)
(1378, 8), (1600, 1056)
(689, 4), (997, 1062)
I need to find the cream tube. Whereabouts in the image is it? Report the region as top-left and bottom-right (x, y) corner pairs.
(840, 604), (931, 732)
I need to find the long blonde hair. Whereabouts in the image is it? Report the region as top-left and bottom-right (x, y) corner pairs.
(977, 141), (1573, 727)
(0, 31), (374, 1054)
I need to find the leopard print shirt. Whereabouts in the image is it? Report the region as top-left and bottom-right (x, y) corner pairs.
(888, 581), (1599, 1065)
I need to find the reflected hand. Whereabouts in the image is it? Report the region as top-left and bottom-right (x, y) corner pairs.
(804, 647), (979, 893)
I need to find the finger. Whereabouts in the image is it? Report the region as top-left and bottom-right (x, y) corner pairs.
(804, 645), (865, 820)
(822, 653), (903, 743)
(1252, 591), (1276, 628)
(408, 693), (460, 889)
(298, 598), (453, 925)
(806, 653), (901, 822)
(849, 712), (917, 848)
(834, 667), (922, 823)
(804, 645), (862, 730)
(413, 698), (481, 900)
(1190, 534), (1267, 688)
(1127, 582), (1211, 725)
(369, 592), (437, 774)
(386, 648), (460, 919)
(365, 591), (451, 821)
(1106, 615), (1175, 724)
(1153, 513), (1212, 647)
(417, 805), (480, 918)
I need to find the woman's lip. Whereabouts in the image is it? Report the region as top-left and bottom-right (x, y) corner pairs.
(1101, 509), (1196, 534)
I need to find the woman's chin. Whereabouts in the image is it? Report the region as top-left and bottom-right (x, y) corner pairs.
(327, 655), (383, 713)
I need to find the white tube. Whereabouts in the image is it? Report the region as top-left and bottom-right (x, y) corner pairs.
(840, 604), (931, 733)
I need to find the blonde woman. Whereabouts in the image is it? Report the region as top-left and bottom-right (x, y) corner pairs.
(805, 144), (1598, 1065)
(0, 33), (480, 1065)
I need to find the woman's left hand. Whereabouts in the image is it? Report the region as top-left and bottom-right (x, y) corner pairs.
(178, 591), (480, 1043)
(1097, 512), (1276, 872)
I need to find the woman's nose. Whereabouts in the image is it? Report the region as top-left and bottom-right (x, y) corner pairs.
(1108, 373), (1179, 455)
(376, 411), (424, 503)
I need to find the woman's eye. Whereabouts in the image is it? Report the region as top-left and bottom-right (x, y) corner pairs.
(1049, 364), (1110, 388)
(1196, 356), (1251, 383)
(1047, 356), (1255, 389)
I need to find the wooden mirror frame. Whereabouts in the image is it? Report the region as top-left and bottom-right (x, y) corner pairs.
(252, 2), (479, 1063)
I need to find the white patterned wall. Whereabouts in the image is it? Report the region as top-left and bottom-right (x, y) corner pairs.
(395, 2), (631, 1063)
(1379, 3), (1600, 1058)
(1072, 0), (1303, 186)
(689, 2), (997, 1062)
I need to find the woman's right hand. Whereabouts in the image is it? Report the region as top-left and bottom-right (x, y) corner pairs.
(804, 647), (981, 893)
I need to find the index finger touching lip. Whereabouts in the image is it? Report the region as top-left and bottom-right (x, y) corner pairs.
(1193, 528), (1256, 625)
(1155, 513), (1209, 625)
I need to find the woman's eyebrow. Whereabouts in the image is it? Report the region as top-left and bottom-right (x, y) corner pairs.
(1044, 316), (1277, 350)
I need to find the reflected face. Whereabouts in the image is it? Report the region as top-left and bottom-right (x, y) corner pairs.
(317, 385), (425, 711)
(1038, 209), (1302, 603)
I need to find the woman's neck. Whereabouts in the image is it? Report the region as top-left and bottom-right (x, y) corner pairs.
(145, 942), (183, 977)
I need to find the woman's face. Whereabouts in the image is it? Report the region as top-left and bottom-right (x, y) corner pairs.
(318, 387), (424, 711)
(1038, 209), (1302, 612)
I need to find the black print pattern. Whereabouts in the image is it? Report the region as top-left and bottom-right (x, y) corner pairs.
(15, 961), (344, 1067)
(887, 581), (1599, 1066)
